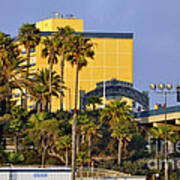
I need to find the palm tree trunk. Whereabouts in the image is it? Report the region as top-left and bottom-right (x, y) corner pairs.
(42, 99), (46, 111)
(88, 135), (92, 162)
(14, 134), (18, 153)
(5, 97), (9, 113)
(65, 148), (68, 167)
(20, 89), (25, 109)
(24, 48), (30, 110)
(118, 139), (123, 166)
(26, 48), (30, 79)
(81, 162), (83, 177)
(76, 133), (80, 154)
(48, 62), (53, 112)
(72, 65), (79, 180)
(5, 87), (11, 113)
(37, 102), (41, 113)
(42, 98), (49, 111)
(41, 150), (46, 168)
(60, 54), (64, 111)
(41, 146), (46, 168)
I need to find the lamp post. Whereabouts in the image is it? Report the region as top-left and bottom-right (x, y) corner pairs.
(150, 83), (176, 180)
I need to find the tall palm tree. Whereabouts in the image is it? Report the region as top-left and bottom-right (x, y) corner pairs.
(55, 26), (74, 111)
(75, 112), (101, 162)
(66, 34), (94, 180)
(80, 115), (101, 163)
(75, 114), (89, 154)
(77, 151), (89, 177)
(59, 135), (71, 167)
(27, 112), (60, 167)
(87, 121), (101, 163)
(42, 37), (59, 112)
(0, 55), (31, 113)
(0, 32), (19, 71)
(29, 68), (62, 112)
(101, 100), (133, 166)
(150, 125), (179, 171)
(17, 23), (40, 110)
(0, 32), (21, 112)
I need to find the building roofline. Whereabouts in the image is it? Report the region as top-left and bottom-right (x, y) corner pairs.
(81, 32), (133, 39)
(40, 31), (133, 39)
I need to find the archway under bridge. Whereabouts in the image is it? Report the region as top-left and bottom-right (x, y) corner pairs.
(79, 78), (149, 110)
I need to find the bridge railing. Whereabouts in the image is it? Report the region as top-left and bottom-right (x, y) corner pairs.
(132, 105), (180, 119)
(76, 167), (128, 178)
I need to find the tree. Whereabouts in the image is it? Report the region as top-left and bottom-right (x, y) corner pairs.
(151, 125), (178, 142)
(26, 112), (61, 167)
(0, 32), (19, 71)
(18, 24), (40, 110)
(29, 69), (62, 112)
(0, 32), (25, 113)
(54, 26), (74, 111)
(42, 37), (59, 112)
(150, 125), (179, 172)
(101, 100), (133, 166)
(77, 113), (101, 163)
(8, 152), (24, 165)
(75, 114), (89, 154)
(58, 135), (71, 166)
(0, 56), (32, 113)
(86, 118), (101, 163)
(77, 151), (89, 177)
(66, 34), (94, 180)
(86, 96), (102, 110)
(4, 106), (27, 153)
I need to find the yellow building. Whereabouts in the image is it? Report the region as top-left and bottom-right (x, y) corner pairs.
(65, 34), (133, 110)
(17, 17), (133, 111)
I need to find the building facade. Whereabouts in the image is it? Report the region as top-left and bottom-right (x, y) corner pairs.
(18, 17), (133, 111)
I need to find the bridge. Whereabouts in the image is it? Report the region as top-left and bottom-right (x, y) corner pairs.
(80, 78), (149, 110)
(133, 105), (180, 131)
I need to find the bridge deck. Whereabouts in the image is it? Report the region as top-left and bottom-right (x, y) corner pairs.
(133, 106), (180, 128)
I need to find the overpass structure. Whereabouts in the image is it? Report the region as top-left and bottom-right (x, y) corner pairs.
(133, 105), (180, 131)
(80, 79), (149, 110)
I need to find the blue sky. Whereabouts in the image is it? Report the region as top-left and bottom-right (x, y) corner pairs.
(1, 0), (180, 108)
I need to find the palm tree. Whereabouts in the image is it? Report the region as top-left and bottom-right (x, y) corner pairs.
(29, 69), (62, 112)
(66, 34), (94, 180)
(86, 120), (101, 163)
(151, 125), (178, 142)
(0, 32), (19, 71)
(0, 56), (31, 113)
(5, 105), (27, 153)
(0, 32), (22, 112)
(42, 37), (59, 112)
(86, 96), (102, 110)
(17, 23), (40, 110)
(77, 151), (89, 177)
(76, 113), (101, 163)
(59, 135), (71, 167)
(101, 100), (133, 166)
(150, 125), (178, 171)
(75, 114), (87, 153)
(27, 112), (60, 167)
(54, 26), (74, 111)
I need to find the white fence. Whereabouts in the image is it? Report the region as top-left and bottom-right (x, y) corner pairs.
(0, 167), (72, 180)
(0, 167), (146, 180)
(77, 177), (146, 180)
